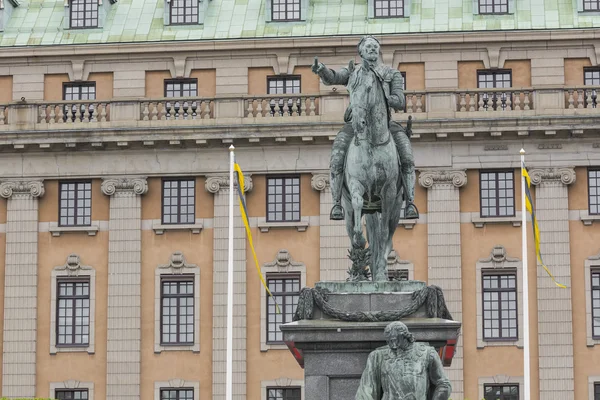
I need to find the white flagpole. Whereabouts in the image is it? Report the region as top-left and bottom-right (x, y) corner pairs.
(227, 144), (235, 400)
(520, 148), (530, 400)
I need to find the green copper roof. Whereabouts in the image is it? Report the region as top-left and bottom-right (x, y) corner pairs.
(0, 0), (599, 47)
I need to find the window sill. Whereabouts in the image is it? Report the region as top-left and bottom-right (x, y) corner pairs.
(49, 225), (99, 237)
(257, 219), (309, 232)
(154, 344), (200, 353)
(477, 339), (523, 349)
(581, 213), (600, 226)
(153, 222), (203, 235)
(50, 344), (94, 355)
(260, 342), (288, 352)
(471, 215), (521, 228)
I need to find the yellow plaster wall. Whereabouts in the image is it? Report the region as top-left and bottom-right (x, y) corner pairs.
(457, 61), (529, 88)
(38, 179), (109, 223)
(0, 76), (12, 103)
(245, 226), (320, 400)
(564, 58), (592, 86)
(36, 232), (109, 399)
(392, 224), (428, 282)
(140, 228), (214, 400)
(504, 60), (531, 88)
(44, 74), (70, 101)
(398, 62), (425, 90)
(145, 71), (171, 98)
(88, 72), (114, 100)
(190, 69), (217, 97)
(458, 61), (485, 89)
(248, 67), (275, 95)
(0, 196), (6, 224)
(293, 66), (320, 94)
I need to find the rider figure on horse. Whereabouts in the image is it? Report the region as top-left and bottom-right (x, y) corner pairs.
(312, 35), (419, 221)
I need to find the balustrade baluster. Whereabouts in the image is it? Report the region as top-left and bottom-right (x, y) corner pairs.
(513, 92), (521, 111)
(74, 105), (82, 122)
(49, 106), (56, 124)
(478, 93), (485, 111)
(247, 99), (255, 117)
(505, 92), (512, 111)
(586, 89), (594, 109)
(523, 91), (530, 110)
(459, 93), (466, 112)
(100, 104), (107, 122)
(567, 90), (575, 109)
(256, 99), (264, 118)
(82, 104), (90, 122)
(191, 101), (198, 119)
(0, 107), (5, 125)
(468, 93), (476, 111)
(159, 102), (167, 120)
(576, 89), (584, 108)
(39, 105), (47, 123)
(142, 102), (150, 121)
(416, 94), (423, 113)
(309, 97), (316, 116)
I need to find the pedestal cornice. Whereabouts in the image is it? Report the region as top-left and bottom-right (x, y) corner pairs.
(0, 180), (45, 199)
(529, 167), (576, 186)
(418, 170), (467, 188)
(205, 175), (253, 194)
(101, 177), (148, 196)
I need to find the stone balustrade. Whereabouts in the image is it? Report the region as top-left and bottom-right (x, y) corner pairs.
(0, 88), (599, 133)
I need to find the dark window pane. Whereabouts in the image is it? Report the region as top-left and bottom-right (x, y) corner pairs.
(483, 384), (519, 400)
(162, 179), (196, 224)
(480, 171), (515, 218)
(160, 388), (195, 400)
(161, 277), (195, 345)
(59, 181), (92, 227)
(170, 0), (199, 25)
(56, 280), (90, 347)
(374, 0), (404, 18)
(584, 0), (600, 11)
(593, 271), (600, 339)
(70, 0), (98, 28)
(266, 275), (300, 343)
(590, 169), (600, 215)
(271, 0), (301, 20)
(266, 176), (301, 222)
(164, 79), (198, 98)
(55, 389), (89, 400)
(477, 71), (512, 110)
(482, 273), (518, 341)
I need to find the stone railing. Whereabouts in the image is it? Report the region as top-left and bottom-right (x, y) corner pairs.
(456, 88), (533, 111)
(38, 101), (110, 123)
(401, 91), (426, 113)
(0, 105), (7, 125)
(245, 94), (319, 117)
(564, 86), (599, 109)
(141, 98), (213, 120)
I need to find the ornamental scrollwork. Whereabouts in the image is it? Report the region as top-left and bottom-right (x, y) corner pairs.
(0, 180), (45, 199)
(310, 173), (330, 191)
(418, 170), (467, 188)
(528, 167), (576, 186)
(101, 177), (148, 196)
(204, 175), (253, 194)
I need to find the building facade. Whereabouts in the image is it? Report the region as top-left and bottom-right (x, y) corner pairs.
(1, 0), (600, 399)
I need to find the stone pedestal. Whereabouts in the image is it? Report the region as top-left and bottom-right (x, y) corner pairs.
(281, 281), (461, 400)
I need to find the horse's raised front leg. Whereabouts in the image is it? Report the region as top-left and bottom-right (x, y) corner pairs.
(374, 180), (399, 281)
(348, 180), (366, 249)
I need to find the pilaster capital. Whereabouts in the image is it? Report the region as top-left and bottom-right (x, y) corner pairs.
(0, 180), (45, 199)
(205, 174), (253, 194)
(418, 170), (467, 188)
(529, 167), (576, 186)
(310, 173), (330, 191)
(101, 177), (148, 196)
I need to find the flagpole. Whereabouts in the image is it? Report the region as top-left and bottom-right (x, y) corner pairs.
(520, 148), (531, 400)
(227, 144), (235, 400)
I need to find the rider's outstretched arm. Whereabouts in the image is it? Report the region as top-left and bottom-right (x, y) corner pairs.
(312, 56), (350, 86)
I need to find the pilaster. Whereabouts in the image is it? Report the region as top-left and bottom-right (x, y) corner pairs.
(418, 169), (466, 399)
(101, 177), (147, 400)
(529, 167), (575, 400)
(311, 173), (348, 281)
(0, 180), (44, 398)
(206, 175), (252, 400)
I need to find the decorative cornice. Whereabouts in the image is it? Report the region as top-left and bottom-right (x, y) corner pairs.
(158, 252), (197, 274)
(528, 167), (576, 186)
(0, 180), (44, 198)
(478, 245), (520, 268)
(53, 254), (93, 276)
(264, 249), (304, 271)
(310, 173), (330, 191)
(101, 177), (148, 196)
(204, 175), (253, 194)
(418, 170), (467, 188)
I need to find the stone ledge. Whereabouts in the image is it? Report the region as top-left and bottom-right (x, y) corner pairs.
(257, 218), (309, 232)
(48, 225), (99, 237)
(581, 213), (600, 226)
(469, 213), (522, 228)
(152, 222), (204, 235)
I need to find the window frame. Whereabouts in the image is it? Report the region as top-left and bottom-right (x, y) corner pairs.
(160, 275), (195, 346)
(63, 82), (97, 101)
(58, 181), (93, 227)
(483, 384), (519, 400)
(593, 268), (600, 340)
(589, 169), (600, 216)
(479, 170), (516, 218)
(595, 382), (600, 400)
(583, 0), (600, 11)
(55, 278), (91, 348)
(266, 387), (302, 400)
(164, 78), (199, 98)
(265, 272), (301, 345)
(267, 75), (302, 95)
(161, 178), (196, 225)
(169, 0), (199, 25)
(55, 389), (90, 400)
(266, 175), (301, 223)
(270, 0), (301, 21)
(477, 69), (513, 111)
(482, 271), (519, 342)
(69, 0), (99, 29)
(159, 387), (195, 400)
(477, 0), (509, 14)
(373, 0), (405, 18)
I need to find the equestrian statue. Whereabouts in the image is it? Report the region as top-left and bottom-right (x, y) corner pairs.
(312, 36), (419, 282)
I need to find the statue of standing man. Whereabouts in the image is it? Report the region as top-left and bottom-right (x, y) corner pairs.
(312, 36), (419, 222)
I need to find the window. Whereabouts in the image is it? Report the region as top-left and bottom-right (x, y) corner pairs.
(266, 274), (300, 343)
(477, 70), (512, 110)
(59, 181), (92, 227)
(165, 79), (198, 98)
(595, 382), (600, 400)
(161, 277), (194, 345)
(63, 82), (96, 121)
(593, 270), (600, 339)
(266, 176), (300, 222)
(162, 179), (195, 224)
(57, 279), (90, 346)
(483, 384), (519, 400)
(267, 387), (301, 400)
(374, 0), (404, 18)
(160, 388), (194, 400)
(400, 71), (407, 90)
(480, 171), (515, 218)
(590, 169), (600, 215)
(70, 0), (98, 28)
(267, 76), (302, 116)
(478, 0), (508, 13)
(583, 0), (600, 11)
(55, 389), (89, 400)
(584, 68), (599, 108)
(271, 0), (300, 21)
(482, 273), (518, 340)
(170, 0), (198, 24)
